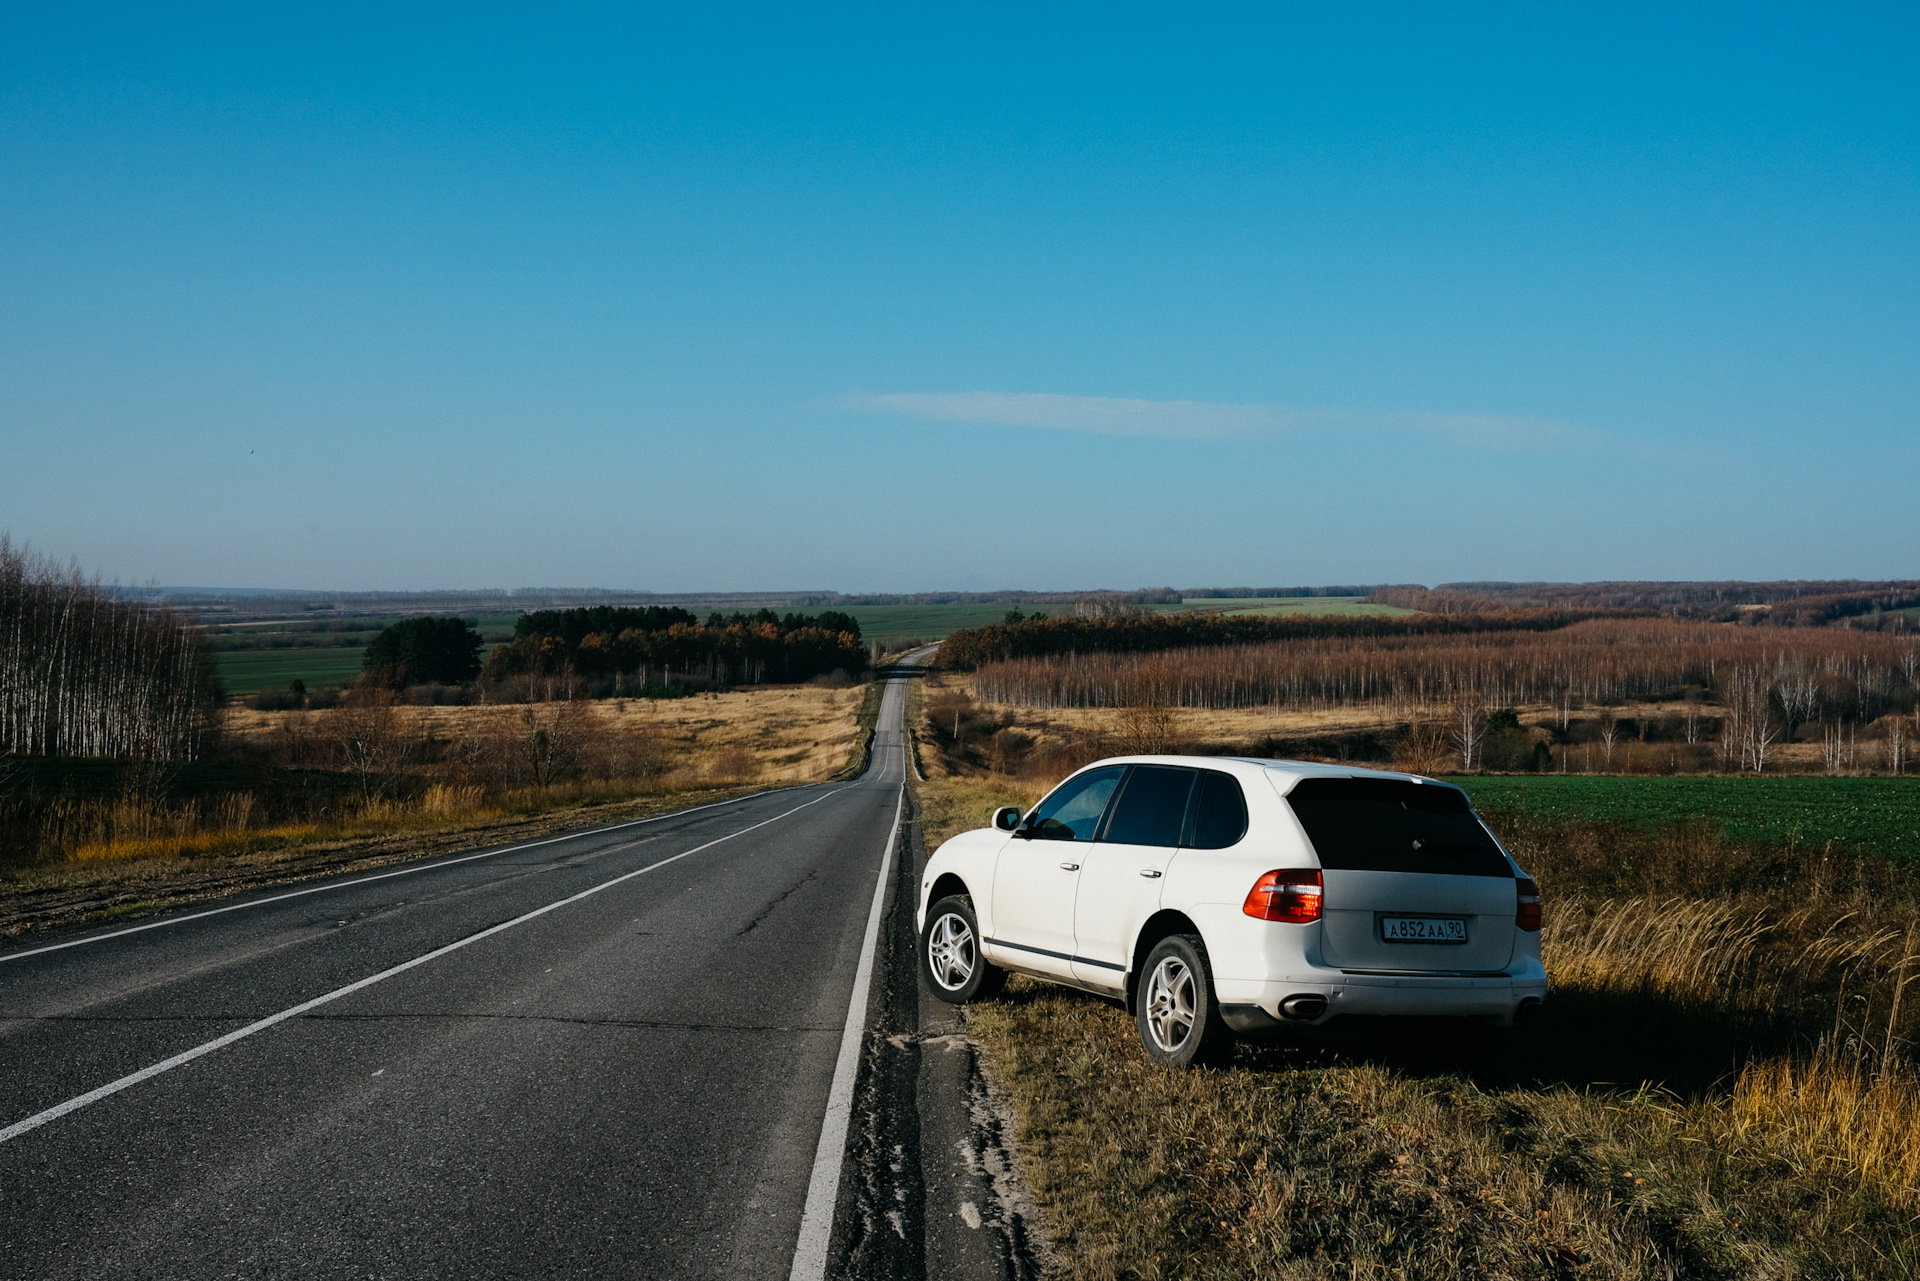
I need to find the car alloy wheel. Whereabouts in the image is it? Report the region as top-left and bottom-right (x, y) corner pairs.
(927, 911), (976, 992)
(921, 895), (1006, 1004)
(1134, 933), (1233, 1067)
(1144, 955), (1196, 1053)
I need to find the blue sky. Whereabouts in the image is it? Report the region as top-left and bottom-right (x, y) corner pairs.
(2, 4), (1916, 591)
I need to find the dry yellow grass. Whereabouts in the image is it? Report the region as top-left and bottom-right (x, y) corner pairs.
(1734, 1050), (1920, 1210)
(913, 755), (1920, 1277)
(50, 688), (862, 868)
(2, 685), (872, 935)
(920, 670), (1406, 764)
(223, 685), (864, 786)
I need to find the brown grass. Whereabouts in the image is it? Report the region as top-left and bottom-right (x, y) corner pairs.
(916, 747), (1920, 1277)
(965, 968), (1920, 1280)
(1, 685), (870, 935)
(223, 685), (863, 785)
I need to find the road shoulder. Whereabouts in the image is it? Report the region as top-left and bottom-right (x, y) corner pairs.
(829, 783), (1050, 1281)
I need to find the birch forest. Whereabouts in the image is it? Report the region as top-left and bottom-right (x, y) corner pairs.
(0, 537), (220, 760)
(971, 619), (1920, 725)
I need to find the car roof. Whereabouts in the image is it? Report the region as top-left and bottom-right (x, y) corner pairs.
(1083, 754), (1464, 793)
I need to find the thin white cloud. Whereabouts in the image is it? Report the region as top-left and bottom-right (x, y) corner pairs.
(845, 390), (1604, 453)
(1368, 411), (1596, 452)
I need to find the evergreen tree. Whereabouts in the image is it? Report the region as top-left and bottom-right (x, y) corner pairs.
(363, 616), (485, 685)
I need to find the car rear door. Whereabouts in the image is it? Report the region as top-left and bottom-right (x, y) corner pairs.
(1284, 777), (1517, 973)
(1071, 765), (1195, 988)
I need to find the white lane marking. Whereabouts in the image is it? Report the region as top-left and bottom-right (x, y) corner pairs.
(0, 788), (827, 966)
(0, 788), (848, 1146)
(788, 783), (904, 1281)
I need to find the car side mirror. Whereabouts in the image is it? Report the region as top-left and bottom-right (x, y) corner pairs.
(991, 806), (1023, 833)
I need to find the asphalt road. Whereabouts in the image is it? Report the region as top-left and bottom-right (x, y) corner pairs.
(0, 676), (917, 1280)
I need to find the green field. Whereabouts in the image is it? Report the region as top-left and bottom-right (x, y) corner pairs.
(1451, 774), (1920, 860)
(852, 596), (1416, 646)
(216, 647), (369, 694)
(848, 603), (1029, 646)
(207, 612), (520, 695)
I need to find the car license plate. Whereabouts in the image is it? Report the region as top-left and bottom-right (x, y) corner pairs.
(1381, 916), (1468, 944)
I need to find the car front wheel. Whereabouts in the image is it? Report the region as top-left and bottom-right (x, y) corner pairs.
(921, 895), (1006, 1004)
(1136, 934), (1234, 1067)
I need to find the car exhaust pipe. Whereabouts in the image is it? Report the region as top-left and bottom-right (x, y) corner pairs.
(1279, 994), (1328, 1022)
(1513, 997), (1544, 1027)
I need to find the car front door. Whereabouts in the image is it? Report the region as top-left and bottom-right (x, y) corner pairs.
(1072, 765), (1195, 988)
(989, 765), (1125, 980)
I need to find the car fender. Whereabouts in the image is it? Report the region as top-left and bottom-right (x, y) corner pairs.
(1160, 829), (1318, 984)
(917, 827), (1008, 935)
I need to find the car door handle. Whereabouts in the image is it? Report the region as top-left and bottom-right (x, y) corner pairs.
(1058, 861), (1080, 871)
(1139, 869), (1162, 878)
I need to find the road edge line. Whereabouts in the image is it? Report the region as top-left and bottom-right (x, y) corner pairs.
(789, 782), (905, 1281)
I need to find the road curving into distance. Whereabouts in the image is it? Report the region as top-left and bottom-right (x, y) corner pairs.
(0, 666), (925, 1280)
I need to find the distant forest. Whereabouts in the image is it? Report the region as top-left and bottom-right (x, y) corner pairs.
(1369, 581), (1920, 625)
(482, 606), (867, 692)
(935, 608), (1625, 669)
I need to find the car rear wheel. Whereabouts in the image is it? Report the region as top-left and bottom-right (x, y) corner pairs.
(1136, 934), (1234, 1067)
(921, 895), (1006, 1004)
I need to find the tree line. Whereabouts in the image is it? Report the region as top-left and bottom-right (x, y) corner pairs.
(362, 616), (485, 686)
(0, 536), (220, 760)
(1367, 581), (1920, 624)
(971, 618), (1920, 725)
(482, 606), (866, 691)
(935, 607), (1634, 669)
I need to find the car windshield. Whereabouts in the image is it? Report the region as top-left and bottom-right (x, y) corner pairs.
(1025, 766), (1125, 841)
(1284, 777), (1511, 877)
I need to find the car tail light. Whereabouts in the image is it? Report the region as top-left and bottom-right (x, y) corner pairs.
(1244, 869), (1322, 923)
(1516, 877), (1542, 932)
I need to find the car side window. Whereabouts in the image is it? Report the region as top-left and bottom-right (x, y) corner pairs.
(1024, 766), (1125, 842)
(1100, 766), (1195, 847)
(1186, 770), (1249, 849)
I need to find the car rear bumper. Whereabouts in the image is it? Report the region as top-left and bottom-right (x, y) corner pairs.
(1217, 959), (1548, 1029)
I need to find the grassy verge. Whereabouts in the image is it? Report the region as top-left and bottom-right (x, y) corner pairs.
(0, 781), (765, 938)
(917, 772), (1920, 1279)
(836, 675), (888, 778)
(2, 685), (869, 937)
(903, 664), (929, 780)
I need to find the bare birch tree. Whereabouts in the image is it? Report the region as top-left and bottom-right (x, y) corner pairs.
(1450, 692), (1488, 771)
(0, 536), (219, 760)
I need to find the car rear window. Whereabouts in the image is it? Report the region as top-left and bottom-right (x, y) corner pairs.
(1101, 766), (1195, 847)
(1284, 778), (1511, 877)
(1188, 770), (1248, 849)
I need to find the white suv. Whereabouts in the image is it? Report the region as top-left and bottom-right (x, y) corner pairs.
(917, 756), (1546, 1066)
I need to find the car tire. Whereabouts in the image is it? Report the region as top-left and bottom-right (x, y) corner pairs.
(1135, 934), (1235, 1068)
(921, 895), (1006, 1004)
